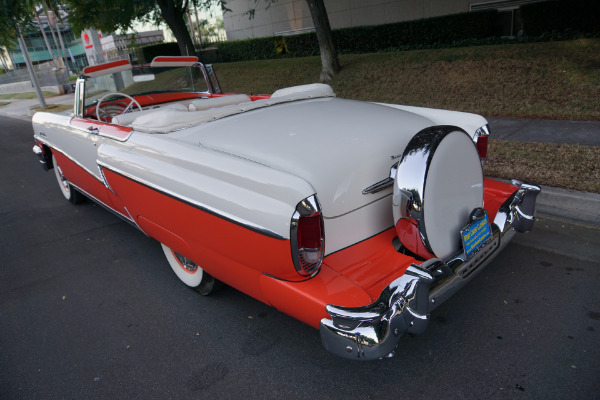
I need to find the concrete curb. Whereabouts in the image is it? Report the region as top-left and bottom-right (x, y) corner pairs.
(492, 178), (599, 226)
(537, 185), (600, 226)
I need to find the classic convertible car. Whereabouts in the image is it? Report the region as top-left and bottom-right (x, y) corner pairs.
(32, 56), (540, 360)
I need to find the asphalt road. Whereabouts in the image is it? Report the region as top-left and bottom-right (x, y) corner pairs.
(1, 115), (599, 399)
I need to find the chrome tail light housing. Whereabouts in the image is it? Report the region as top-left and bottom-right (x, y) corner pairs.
(473, 124), (490, 166)
(291, 195), (324, 277)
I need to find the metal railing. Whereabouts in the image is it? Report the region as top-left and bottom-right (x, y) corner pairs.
(0, 60), (69, 87)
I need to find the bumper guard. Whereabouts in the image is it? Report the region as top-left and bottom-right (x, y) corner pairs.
(319, 181), (540, 360)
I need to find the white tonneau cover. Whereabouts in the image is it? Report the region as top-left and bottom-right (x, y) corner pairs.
(130, 84), (335, 133)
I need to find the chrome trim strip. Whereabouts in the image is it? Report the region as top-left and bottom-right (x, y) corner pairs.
(68, 181), (137, 227)
(97, 161), (287, 241)
(98, 165), (117, 194)
(69, 122), (133, 143)
(319, 182), (540, 361)
(362, 165), (398, 195)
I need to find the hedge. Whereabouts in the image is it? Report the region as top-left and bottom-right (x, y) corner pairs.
(521, 0), (600, 38)
(139, 1), (599, 64)
(135, 42), (181, 64)
(217, 10), (498, 62)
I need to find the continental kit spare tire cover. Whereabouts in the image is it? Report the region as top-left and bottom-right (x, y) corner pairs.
(392, 126), (483, 260)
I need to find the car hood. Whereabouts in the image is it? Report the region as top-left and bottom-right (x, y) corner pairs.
(168, 97), (434, 218)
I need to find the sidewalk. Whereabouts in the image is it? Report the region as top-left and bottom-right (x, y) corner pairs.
(0, 92), (75, 121)
(2, 93), (599, 225)
(3, 93), (600, 146)
(487, 117), (600, 147)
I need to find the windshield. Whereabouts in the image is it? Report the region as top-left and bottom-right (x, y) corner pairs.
(84, 65), (210, 108)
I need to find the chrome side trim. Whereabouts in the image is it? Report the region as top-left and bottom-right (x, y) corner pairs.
(69, 122), (133, 143)
(362, 165), (397, 195)
(68, 181), (137, 228)
(97, 161), (287, 240)
(98, 166), (117, 194)
(319, 181), (540, 361)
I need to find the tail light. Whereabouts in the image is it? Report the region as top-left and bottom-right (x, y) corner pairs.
(476, 134), (488, 159)
(291, 195), (324, 276)
(474, 125), (490, 165)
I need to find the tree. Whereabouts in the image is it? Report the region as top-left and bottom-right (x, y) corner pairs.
(305, 0), (340, 82)
(248, 0), (340, 81)
(61, 0), (222, 57)
(0, 0), (46, 107)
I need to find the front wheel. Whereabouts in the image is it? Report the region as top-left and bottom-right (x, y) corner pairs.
(160, 244), (221, 295)
(52, 154), (84, 204)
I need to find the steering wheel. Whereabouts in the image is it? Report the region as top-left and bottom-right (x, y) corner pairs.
(96, 92), (142, 123)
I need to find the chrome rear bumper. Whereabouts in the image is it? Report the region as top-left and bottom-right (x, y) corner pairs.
(319, 182), (540, 360)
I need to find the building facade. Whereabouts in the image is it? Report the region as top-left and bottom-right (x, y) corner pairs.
(9, 8), (88, 72)
(223, 0), (545, 40)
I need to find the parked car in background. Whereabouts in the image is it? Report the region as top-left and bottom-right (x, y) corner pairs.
(32, 56), (540, 360)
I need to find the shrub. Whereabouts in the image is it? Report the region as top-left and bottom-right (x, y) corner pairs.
(521, 0), (600, 38)
(217, 10), (497, 62)
(135, 42), (181, 63)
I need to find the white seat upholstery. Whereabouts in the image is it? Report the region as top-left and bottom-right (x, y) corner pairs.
(188, 94), (251, 111)
(111, 102), (188, 126)
(131, 86), (336, 134)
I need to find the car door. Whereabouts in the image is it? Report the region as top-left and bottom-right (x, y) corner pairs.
(65, 117), (133, 218)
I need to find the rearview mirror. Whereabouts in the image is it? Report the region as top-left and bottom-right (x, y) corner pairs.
(133, 74), (155, 82)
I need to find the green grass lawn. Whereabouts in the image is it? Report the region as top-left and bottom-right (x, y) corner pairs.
(29, 103), (73, 113)
(215, 38), (600, 121)
(0, 91), (59, 100)
(215, 39), (600, 193)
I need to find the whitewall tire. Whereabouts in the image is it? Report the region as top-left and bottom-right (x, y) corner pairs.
(52, 154), (84, 204)
(160, 244), (220, 295)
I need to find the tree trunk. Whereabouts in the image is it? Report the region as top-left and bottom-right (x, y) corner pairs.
(35, 12), (60, 69)
(305, 0), (340, 82)
(156, 0), (196, 57)
(41, 1), (65, 69)
(17, 29), (46, 108)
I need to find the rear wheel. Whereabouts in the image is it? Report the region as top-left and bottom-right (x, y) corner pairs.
(160, 244), (221, 295)
(52, 154), (85, 204)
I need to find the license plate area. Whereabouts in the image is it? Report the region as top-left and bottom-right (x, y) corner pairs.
(460, 208), (492, 259)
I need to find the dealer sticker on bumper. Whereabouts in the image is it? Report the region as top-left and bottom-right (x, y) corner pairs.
(461, 208), (492, 258)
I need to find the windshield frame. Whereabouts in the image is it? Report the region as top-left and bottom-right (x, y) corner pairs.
(77, 62), (222, 118)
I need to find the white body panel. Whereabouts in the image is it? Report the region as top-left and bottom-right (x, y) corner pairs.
(97, 133), (315, 239)
(32, 87), (486, 254)
(167, 97), (433, 218)
(32, 112), (103, 181)
(375, 103), (488, 138)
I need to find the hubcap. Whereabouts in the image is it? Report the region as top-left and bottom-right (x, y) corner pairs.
(56, 166), (70, 193)
(174, 252), (199, 273)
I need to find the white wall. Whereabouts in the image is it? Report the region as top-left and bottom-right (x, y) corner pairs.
(223, 0), (474, 40)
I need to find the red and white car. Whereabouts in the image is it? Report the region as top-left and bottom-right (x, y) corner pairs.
(32, 56), (540, 360)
